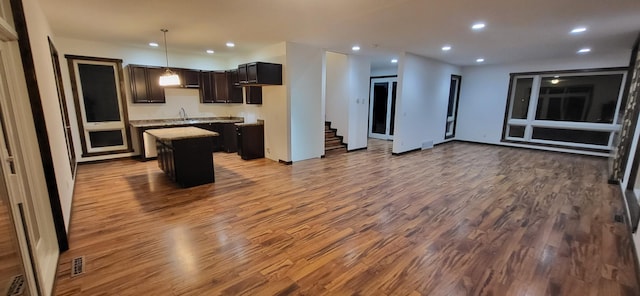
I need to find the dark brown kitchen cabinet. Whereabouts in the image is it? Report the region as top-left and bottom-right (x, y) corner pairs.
(199, 71), (218, 103)
(245, 86), (262, 104)
(237, 62), (282, 85)
(156, 137), (215, 188)
(223, 123), (238, 152)
(236, 123), (264, 160)
(200, 71), (242, 103)
(194, 122), (237, 152)
(227, 71), (243, 103)
(179, 69), (200, 88)
(129, 65), (166, 103)
(213, 71), (228, 103)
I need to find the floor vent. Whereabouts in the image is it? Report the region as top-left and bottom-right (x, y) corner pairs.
(614, 214), (624, 223)
(6, 274), (25, 296)
(71, 256), (85, 277)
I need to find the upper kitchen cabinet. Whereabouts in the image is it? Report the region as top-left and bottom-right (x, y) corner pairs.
(200, 71), (243, 103)
(227, 70), (243, 103)
(179, 68), (200, 88)
(237, 62), (282, 85)
(245, 86), (262, 104)
(200, 71), (218, 103)
(129, 65), (166, 103)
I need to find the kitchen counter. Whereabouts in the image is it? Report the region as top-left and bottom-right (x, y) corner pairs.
(145, 127), (219, 141)
(130, 117), (244, 128)
(130, 117), (244, 161)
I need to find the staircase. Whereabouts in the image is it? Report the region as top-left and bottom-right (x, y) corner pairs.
(325, 122), (347, 155)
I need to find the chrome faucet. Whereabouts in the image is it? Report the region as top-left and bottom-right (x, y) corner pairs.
(179, 107), (188, 120)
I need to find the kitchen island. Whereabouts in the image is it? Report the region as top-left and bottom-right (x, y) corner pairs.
(145, 127), (218, 188)
(130, 117), (244, 160)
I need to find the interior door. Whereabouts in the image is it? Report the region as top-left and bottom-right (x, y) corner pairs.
(0, 41), (36, 296)
(68, 57), (130, 156)
(369, 77), (397, 140)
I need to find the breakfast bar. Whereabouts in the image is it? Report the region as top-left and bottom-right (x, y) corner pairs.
(145, 127), (218, 187)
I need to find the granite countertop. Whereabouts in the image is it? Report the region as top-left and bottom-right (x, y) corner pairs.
(145, 127), (219, 141)
(235, 122), (264, 127)
(130, 117), (244, 128)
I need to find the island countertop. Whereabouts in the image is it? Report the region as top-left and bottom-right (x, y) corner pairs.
(130, 117), (244, 128)
(145, 127), (219, 141)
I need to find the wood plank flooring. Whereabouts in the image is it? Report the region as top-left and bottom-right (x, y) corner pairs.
(54, 140), (640, 295)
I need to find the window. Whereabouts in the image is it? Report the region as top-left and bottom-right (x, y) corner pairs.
(445, 75), (461, 139)
(503, 69), (626, 152)
(66, 55), (132, 157)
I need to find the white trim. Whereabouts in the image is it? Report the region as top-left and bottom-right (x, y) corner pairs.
(529, 138), (611, 150)
(368, 77), (397, 140)
(0, 18), (17, 41)
(466, 139), (611, 157)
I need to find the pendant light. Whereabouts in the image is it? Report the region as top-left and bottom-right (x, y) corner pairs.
(159, 29), (181, 86)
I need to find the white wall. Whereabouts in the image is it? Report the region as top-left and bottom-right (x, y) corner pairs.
(347, 55), (371, 150)
(324, 52), (371, 151)
(456, 52), (631, 146)
(325, 52), (350, 141)
(287, 42), (325, 162)
(392, 52), (461, 154)
(371, 65), (398, 77)
(230, 42), (288, 162)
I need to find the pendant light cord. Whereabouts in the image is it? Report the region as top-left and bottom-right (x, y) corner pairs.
(161, 29), (170, 68)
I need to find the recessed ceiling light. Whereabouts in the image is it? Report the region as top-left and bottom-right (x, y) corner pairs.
(226, 42), (235, 48)
(570, 27), (587, 34)
(554, 75), (560, 78)
(551, 79), (560, 84)
(472, 23), (486, 30)
(476, 58), (485, 63)
(442, 45), (452, 51)
(149, 42), (159, 47)
(206, 49), (215, 54)
(352, 45), (361, 51)
(391, 59), (398, 63)
(577, 48), (591, 54)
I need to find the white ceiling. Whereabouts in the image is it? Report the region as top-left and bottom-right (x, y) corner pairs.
(40, 0), (640, 68)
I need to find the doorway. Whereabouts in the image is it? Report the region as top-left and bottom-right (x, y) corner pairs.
(369, 77), (397, 140)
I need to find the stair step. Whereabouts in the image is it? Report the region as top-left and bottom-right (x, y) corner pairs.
(323, 122), (347, 155)
(325, 145), (346, 151)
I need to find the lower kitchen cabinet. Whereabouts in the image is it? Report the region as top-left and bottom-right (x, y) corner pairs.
(156, 137), (215, 187)
(236, 123), (264, 160)
(223, 123), (238, 153)
(193, 122), (239, 152)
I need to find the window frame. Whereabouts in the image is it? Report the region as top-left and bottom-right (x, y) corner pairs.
(501, 67), (628, 153)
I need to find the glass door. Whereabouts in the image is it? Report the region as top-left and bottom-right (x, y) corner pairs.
(369, 77), (397, 140)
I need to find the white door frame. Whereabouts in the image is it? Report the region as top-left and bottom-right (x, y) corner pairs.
(368, 77), (397, 140)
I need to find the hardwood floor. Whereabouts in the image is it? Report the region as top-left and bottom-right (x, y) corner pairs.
(54, 140), (640, 295)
